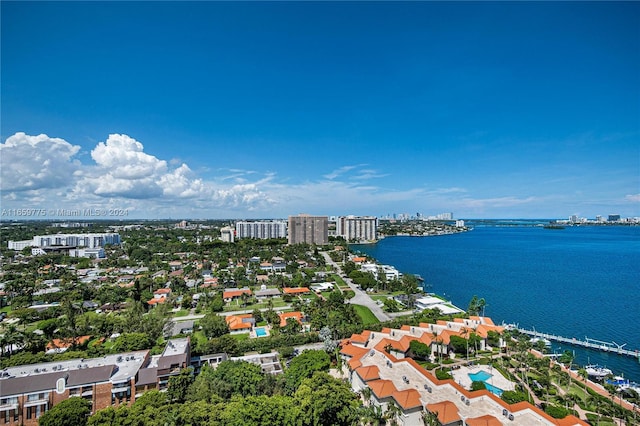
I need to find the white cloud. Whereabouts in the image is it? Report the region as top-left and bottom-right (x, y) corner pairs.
(353, 169), (389, 180)
(323, 165), (360, 180)
(91, 134), (167, 179)
(0, 132), (81, 191)
(158, 164), (205, 198)
(458, 196), (537, 209)
(0, 132), (277, 214)
(625, 194), (640, 203)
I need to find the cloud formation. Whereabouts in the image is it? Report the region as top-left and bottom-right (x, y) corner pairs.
(0, 132), (80, 191)
(0, 132), (274, 214)
(4, 132), (616, 219)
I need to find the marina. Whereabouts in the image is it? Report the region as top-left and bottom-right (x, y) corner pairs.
(514, 327), (640, 361)
(355, 225), (640, 382)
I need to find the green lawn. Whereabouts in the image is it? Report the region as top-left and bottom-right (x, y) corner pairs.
(352, 304), (379, 326)
(223, 299), (288, 312)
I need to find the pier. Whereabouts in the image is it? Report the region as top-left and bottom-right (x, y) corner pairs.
(516, 327), (640, 361)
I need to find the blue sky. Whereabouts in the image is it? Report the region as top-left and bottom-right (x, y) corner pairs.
(1, 1), (638, 219)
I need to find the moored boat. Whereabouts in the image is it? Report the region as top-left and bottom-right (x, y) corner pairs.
(586, 364), (613, 379)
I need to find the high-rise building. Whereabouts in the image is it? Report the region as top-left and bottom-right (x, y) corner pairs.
(235, 221), (287, 239)
(336, 215), (378, 242)
(8, 233), (121, 250)
(220, 226), (235, 243)
(287, 215), (328, 245)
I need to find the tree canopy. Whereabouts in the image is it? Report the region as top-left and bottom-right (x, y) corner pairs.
(39, 397), (91, 426)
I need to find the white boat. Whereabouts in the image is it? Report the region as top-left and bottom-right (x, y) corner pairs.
(585, 364), (612, 379)
(530, 337), (551, 347)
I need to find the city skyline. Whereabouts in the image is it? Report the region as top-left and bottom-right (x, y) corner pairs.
(1, 2), (639, 219)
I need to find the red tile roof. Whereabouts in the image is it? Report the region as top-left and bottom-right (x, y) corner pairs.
(225, 314), (253, 330)
(347, 358), (362, 370)
(282, 287), (310, 294)
(426, 401), (460, 425)
(339, 342), (369, 359)
(465, 415), (503, 426)
(368, 379), (397, 399)
(223, 289), (252, 299)
(392, 388), (422, 410)
(279, 311), (303, 327)
(355, 365), (380, 382)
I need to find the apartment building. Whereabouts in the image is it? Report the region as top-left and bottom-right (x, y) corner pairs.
(220, 226), (235, 243)
(235, 221), (287, 240)
(339, 319), (587, 426)
(0, 338), (189, 426)
(7, 233), (121, 250)
(287, 215), (328, 245)
(336, 215), (378, 242)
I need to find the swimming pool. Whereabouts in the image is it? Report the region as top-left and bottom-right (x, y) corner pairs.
(468, 370), (504, 396)
(255, 327), (267, 337)
(468, 370), (492, 382)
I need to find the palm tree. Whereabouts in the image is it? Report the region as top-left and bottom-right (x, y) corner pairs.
(360, 386), (372, 405)
(460, 327), (470, 360)
(587, 394), (602, 425)
(385, 401), (402, 426)
(431, 330), (444, 364)
(360, 404), (385, 426)
(422, 410), (440, 426)
(2, 325), (24, 356)
(477, 298), (487, 317)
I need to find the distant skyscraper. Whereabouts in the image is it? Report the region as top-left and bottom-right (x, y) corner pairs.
(287, 214), (328, 245)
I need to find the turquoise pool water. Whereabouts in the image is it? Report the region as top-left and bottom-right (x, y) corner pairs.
(468, 370), (504, 396)
(255, 327), (267, 337)
(468, 371), (492, 382)
(483, 382), (504, 397)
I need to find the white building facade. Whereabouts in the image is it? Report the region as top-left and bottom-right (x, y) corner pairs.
(8, 233), (120, 250)
(336, 215), (378, 242)
(235, 221), (287, 239)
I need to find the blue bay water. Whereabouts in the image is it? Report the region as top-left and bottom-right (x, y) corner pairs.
(354, 225), (640, 382)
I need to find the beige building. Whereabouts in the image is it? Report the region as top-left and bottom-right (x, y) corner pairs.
(287, 214), (328, 245)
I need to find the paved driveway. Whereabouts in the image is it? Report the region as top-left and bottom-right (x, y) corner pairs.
(321, 251), (390, 322)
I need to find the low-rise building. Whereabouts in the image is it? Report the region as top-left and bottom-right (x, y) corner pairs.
(339, 320), (586, 426)
(0, 338), (189, 426)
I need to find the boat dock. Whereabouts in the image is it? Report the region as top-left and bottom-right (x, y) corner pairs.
(516, 327), (640, 361)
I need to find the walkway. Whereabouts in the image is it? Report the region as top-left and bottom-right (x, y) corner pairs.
(518, 328), (640, 359)
(169, 305), (292, 322)
(321, 251), (391, 322)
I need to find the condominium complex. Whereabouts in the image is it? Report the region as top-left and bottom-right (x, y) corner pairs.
(7, 233), (121, 251)
(340, 318), (586, 426)
(235, 220), (287, 240)
(220, 226), (235, 243)
(336, 215), (378, 242)
(287, 215), (328, 245)
(0, 338), (190, 426)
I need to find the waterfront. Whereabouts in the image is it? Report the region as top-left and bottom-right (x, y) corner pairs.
(354, 223), (640, 382)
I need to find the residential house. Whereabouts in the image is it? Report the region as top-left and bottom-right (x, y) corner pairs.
(223, 288), (252, 303)
(225, 314), (254, 334)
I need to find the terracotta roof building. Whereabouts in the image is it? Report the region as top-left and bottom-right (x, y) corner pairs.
(339, 318), (587, 426)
